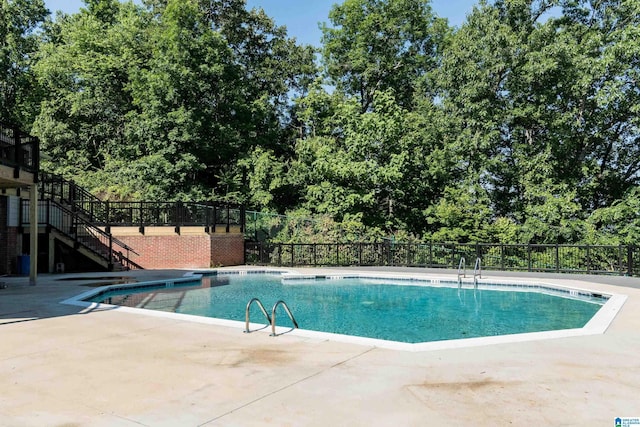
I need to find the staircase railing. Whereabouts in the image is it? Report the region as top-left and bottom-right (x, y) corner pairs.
(39, 171), (107, 222)
(39, 173), (245, 232)
(20, 199), (142, 271)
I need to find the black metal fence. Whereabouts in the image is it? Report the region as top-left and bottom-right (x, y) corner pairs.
(98, 201), (244, 232)
(245, 241), (640, 276)
(39, 172), (245, 232)
(0, 121), (39, 174)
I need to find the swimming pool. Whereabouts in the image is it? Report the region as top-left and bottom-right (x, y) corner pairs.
(76, 270), (618, 347)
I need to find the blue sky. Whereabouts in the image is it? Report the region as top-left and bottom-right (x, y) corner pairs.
(44, 0), (477, 46)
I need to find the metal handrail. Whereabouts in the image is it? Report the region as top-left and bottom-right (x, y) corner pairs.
(20, 199), (142, 270)
(457, 257), (466, 288)
(473, 257), (482, 289)
(244, 298), (271, 333)
(270, 300), (299, 336)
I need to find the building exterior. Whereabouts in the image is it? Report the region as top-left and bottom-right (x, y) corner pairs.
(0, 122), (39, 283)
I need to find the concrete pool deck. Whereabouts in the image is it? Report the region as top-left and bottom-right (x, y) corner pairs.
(1, 267), (639, 426)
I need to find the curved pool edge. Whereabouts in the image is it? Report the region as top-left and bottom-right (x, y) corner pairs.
(59, 267), (628, 352)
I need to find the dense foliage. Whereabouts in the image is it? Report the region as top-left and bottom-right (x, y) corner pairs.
(2, 0), (639, 244)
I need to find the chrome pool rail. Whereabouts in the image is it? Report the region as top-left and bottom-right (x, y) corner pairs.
(457, 257), (466, 289)
(270, 300), (299, 336)
(244, 297), (299, 336)
(473, 257), (482, 289)
(244, 298), (271, 333)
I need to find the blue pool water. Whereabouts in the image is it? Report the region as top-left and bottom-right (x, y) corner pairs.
(86, 273), (605, 343)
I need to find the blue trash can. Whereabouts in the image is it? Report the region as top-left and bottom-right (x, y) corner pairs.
(17, 255), (30, 276)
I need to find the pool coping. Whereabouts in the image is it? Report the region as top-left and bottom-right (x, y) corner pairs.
(60, 267), (628, 352)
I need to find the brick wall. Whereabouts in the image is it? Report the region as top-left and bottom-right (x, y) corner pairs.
(210, 233), (245, 266)
(111, 228), (244, 269)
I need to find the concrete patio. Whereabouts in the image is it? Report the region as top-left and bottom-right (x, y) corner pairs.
(1, 268), (639, 426)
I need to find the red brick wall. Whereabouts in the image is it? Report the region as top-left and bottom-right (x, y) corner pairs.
(210, 233), (245, 266)
(112, 231), (244, 269)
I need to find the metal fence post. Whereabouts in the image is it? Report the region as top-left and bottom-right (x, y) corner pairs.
(139, 201), (145, 234)
(313, 243), (317, 266)
(108, 235), (113, 270)
(105, 200), (111, 233)
(619, 245), (623, 275)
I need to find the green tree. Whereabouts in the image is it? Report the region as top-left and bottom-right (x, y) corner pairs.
(33, 0), (316, 201)
(321, 0), (448, 111)
(34, 0), (153, 196)
(0, 0), (48, 127)
(434, 0), (640, 243)
(586, 186), (640, 245)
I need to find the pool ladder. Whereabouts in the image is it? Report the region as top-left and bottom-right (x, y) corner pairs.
(457, 257), (466, 287)
(473, 257), (482, 288)
(244, 298), (299, 336)
(458, 257), (482, 290)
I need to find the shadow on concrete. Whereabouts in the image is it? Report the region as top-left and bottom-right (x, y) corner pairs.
(0, 270), (190, 325)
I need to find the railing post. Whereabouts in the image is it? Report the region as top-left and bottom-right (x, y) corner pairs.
(204, 202), (211, 233)
(500, 244), (505, 270)
(628, 245), (634, 276)
(619, 244), (623, 275)
(69, 182), (76, 207)
(278, 243), (282, 266)
(555, 243), (559, 273)
(33, 136), (40, 175)
(105, 200), (111, 233)
(313, 243), (317, 266)
(240, 205), (245, 233)
(429, 241), (433, 267)
(13, 125), (20, 164)
(527, 244), (532, 272)
(108, 235), (113, 270)
(140, 201), (145, 234)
